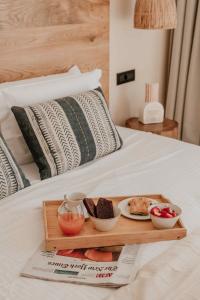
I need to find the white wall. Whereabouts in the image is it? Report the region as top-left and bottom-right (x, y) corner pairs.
(110, 0), (170, 125)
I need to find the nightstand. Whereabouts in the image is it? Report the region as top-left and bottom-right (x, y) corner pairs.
(125, 118), (178, 139)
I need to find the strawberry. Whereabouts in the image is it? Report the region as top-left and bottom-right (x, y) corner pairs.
(160, 211), (173, 218)
(171, 211), (177, 217)
(162, 207), (173, 214)
(162, 207), (168, 212)
(154, 210), (161, 217)
(150, 207), (161, 217)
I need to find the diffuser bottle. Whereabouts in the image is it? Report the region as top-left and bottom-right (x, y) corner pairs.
(139, 83), (164, 124)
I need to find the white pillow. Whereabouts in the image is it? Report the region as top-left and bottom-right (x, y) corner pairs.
(0, 65), (81, 120)
(0, 65), (81, 165)
(0, 68), (102, 165)
(0, 65), (81, 91)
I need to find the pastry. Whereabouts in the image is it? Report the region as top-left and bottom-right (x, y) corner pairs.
(96, 198), (114, 219)
(129, 197), (151, 216)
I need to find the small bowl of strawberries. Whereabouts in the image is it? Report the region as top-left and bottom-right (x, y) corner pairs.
(149, 203), (182, 229)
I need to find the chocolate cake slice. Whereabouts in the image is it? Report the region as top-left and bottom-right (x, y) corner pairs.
(83, 198), (96, 217)
(96, 198), (114, 219)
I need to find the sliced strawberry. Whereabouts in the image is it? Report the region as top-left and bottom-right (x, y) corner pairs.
(154, 210), (162, 217)
(161, 211), (173, 218)
(162, 207), (169, 212)
(151, 207), (161, 216)
(162, 207), (173, 214)
(171, 211), (177, 217)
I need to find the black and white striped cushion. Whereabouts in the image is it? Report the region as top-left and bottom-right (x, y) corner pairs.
(12, 88), (123, 180)
(0, 135), (30, 200)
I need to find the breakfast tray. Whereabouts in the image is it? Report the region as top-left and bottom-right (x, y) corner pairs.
(43, 194), (186, 251)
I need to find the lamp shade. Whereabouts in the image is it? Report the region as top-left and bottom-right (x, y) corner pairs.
(134, 0), (177, 29)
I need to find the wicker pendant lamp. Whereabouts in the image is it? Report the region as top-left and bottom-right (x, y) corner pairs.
(134, 0), (177, 29)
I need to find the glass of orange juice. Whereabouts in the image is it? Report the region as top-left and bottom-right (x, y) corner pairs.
(58, 194), (85, 236)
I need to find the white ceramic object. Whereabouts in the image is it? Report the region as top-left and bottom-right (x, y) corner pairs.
(68, 192), (89, 219)
(59, 193), (89, 219)
(139, 101), (164, 124)
(118, 198), (158, 220)
(139, 82), (164, 125)
(149, 203), (181, 229)
(67, 193), (86, 207)
(90, 206), (121, 232)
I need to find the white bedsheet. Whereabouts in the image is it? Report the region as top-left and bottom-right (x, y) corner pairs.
(1, 126), (200, 300)
(107, 229), (200, 300)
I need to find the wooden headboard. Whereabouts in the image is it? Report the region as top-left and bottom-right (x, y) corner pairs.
(0, 0), (109, 99)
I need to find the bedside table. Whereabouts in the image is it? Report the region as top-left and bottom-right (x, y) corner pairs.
(125, 118), (178, 139)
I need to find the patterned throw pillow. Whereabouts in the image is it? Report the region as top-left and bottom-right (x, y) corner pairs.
(0, 135), (30, 200)
(12, 88), (123, 180)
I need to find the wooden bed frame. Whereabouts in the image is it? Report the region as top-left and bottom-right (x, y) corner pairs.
(0, 0), (109, 99)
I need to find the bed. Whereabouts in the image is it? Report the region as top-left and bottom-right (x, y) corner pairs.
(1, 126), (200, 300)
(1, 1), (200, 299)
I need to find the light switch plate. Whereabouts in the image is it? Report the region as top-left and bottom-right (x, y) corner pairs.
(117, 69), (135, 85)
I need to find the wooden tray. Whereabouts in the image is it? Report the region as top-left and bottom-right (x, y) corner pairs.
(43, 194), (187, 251)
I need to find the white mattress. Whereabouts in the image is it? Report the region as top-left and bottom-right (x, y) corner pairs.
(1, 126), (200, 300)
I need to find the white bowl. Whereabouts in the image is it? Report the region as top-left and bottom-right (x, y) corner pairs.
(90, 206), (121, 232)
(149, 203), (182, 229)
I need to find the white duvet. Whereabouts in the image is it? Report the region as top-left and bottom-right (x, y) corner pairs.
(1, 126), (200, 300)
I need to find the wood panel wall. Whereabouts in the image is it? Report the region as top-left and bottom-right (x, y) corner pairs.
(0, 0), (109, 99)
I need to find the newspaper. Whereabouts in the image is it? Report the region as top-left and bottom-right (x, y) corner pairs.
(21, 244), (140, 287)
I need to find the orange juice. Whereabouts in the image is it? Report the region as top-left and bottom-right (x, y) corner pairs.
(58, 212), (85, 235)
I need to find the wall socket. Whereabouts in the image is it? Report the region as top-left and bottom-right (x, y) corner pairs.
(117, 69), (135, 85)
